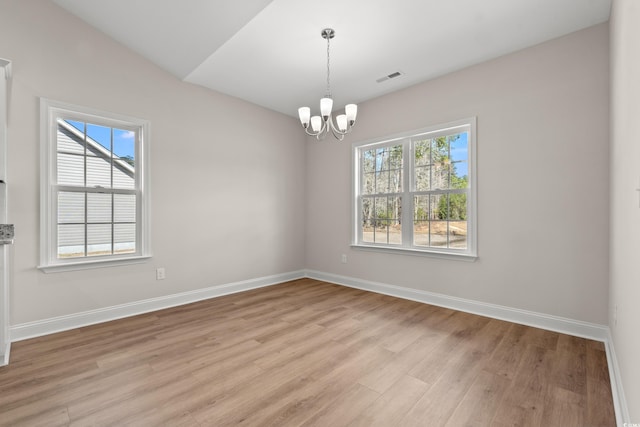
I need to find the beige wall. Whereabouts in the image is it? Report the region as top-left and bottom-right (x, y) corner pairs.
(306, 24), (610, 325)
(0, 1), (613, 341)
(610, 0), (640, 419)
(0, 0), (306, 324)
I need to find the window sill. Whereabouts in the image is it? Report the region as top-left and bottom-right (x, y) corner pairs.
(38, 255), (152, 273)
(351, 244), (477, 262)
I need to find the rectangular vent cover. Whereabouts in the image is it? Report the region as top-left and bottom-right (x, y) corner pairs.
(376, 71), (404, 83)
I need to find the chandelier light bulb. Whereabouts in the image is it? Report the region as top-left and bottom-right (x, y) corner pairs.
(310, 116), (322, 132)
(320, 97), (333, 120)
(345, 104), (358, 124)
(298, 107), (311, 128)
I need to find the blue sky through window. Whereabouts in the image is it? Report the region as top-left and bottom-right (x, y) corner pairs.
(65, 120), (135, 159)
(451, 132), (468, 177)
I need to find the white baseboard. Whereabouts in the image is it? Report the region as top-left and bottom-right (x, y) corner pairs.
(604, 331), (630, 426)
(10, 270), (306, 342)
(304, 270), (627, 426)
(8, 268), (626, 426)
(0, 341), (9, 366)
(12, 268), (610, 343)
(304, 270), (609, 341)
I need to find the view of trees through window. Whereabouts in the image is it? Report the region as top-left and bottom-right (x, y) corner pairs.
(359, 130), (469, 250)
(413, 133), (468, 248)
(361, 144), (403, 244)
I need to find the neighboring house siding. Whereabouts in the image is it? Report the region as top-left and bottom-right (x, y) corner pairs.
(57, 125), (135, 255)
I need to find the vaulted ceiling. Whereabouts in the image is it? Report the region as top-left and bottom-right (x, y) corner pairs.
(52, 0), (611, 117)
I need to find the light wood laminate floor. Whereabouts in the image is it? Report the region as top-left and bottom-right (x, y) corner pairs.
(0, 279), (616, 426)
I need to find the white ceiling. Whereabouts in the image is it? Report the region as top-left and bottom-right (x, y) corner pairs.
(52, 0), (611, 118)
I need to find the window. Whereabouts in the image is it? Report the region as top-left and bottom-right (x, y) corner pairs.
(39, 99), (150, 272)
(352, 118), (476, 259)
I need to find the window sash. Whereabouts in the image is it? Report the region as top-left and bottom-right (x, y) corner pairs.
(54, 186), (139, 257)
(40, 98), (150, 271)
(55, 118), (137, 191)
(353, 118), (476, 258)
(53, 117), (140, 260)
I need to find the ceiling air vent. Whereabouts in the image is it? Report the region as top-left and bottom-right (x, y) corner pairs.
(376, 71), (404, 83)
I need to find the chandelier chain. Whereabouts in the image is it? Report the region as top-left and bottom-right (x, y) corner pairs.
(326, 34), (331, 97)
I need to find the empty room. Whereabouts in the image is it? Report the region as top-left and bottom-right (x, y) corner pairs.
(0, 0), (638, 425)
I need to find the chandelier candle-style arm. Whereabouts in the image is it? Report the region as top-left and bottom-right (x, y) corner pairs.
(297, 28), (358, 141)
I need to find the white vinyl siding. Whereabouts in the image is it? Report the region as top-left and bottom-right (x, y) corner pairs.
(40, 99), (150, 272)
(55, 121), (136, 258)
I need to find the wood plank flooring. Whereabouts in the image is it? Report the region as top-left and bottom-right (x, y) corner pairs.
(0, 279), (616, 426)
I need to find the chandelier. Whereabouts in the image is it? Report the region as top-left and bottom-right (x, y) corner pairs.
(298, 28), (357, 141)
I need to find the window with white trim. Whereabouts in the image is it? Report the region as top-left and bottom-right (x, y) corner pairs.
(40, 99), (150, 272)
(352, 118), (476, 259)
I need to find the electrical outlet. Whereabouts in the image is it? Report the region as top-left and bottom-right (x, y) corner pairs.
(156, 267), (166, 280)
(341, 254), (347, 264)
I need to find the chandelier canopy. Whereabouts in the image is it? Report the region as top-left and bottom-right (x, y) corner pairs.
(298, 28), (357, 141)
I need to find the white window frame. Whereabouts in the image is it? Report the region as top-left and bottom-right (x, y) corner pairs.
(39, 98), (151, 272)
(351, 117), (477, 261)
